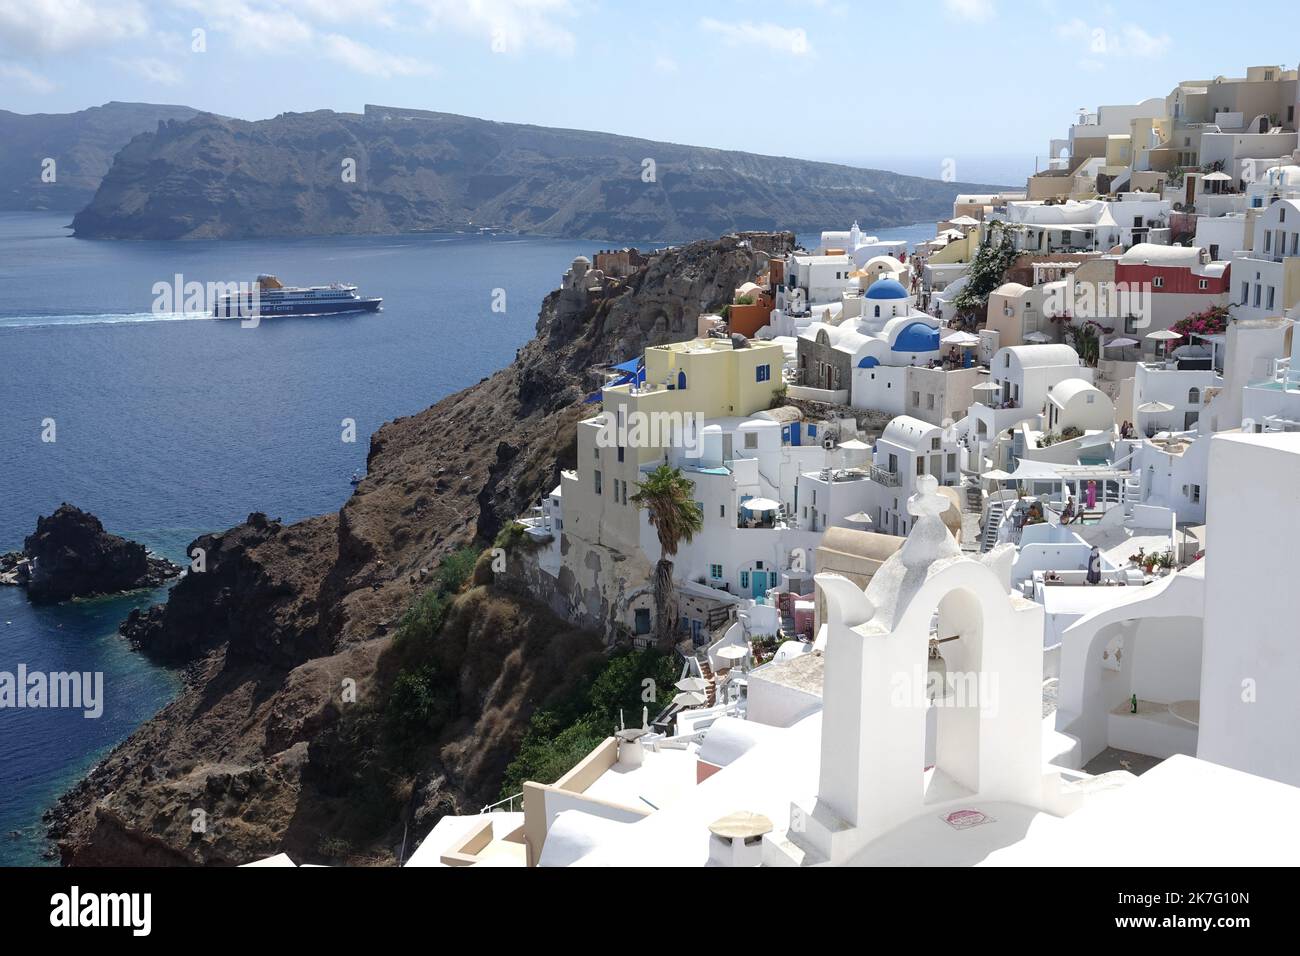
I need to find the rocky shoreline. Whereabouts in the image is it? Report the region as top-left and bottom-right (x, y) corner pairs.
(2, 504), (181, 603)
(44, 233), (789, 865)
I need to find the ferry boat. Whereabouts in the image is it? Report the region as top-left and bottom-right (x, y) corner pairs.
(213, 275), (382, 319)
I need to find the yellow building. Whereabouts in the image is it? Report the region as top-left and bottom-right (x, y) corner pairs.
(564, 338), (786, 553)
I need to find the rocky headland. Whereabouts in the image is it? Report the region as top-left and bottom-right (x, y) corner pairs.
(46, 233), (789, 865)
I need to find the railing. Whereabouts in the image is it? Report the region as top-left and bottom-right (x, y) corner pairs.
(481, 792), (523, 814)
(870, 465), (900, 487)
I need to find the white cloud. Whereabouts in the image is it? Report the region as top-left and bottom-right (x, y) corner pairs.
(699, 18), (813, 57)
(943, 0), (995, 22)
(176, 0), (314, 52)
(0, 0), (148, 54)
(321, 33), (435, 78)
(0, 62), (55, 93)
(113, 56), (185, 85)
(416, 0), (577, 56)
(1057, 18), (1171, 59)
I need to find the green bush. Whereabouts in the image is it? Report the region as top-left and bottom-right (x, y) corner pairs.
(497, 647), (679, 798)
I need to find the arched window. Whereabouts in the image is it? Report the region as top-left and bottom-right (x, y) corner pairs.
(677, 370), (687, 390)
(874, 305), (881, 318)
(1188, 387), (1200, 404)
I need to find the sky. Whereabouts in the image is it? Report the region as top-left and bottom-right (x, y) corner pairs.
(0, 0), (1296, 185)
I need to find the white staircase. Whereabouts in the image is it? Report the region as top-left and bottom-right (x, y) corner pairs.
(981, 499), (1006, 552)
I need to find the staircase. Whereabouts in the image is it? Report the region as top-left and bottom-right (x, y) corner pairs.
(699, 655), (717, 707)
(981, 499), (1006, 552)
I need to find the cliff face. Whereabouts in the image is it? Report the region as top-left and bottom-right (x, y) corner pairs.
(71, 104), (1000, 241)
(48, 233), (789, 865)
(0, 102), (199, 212)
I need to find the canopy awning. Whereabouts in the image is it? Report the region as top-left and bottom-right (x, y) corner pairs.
(1006, 460), (1133, 482)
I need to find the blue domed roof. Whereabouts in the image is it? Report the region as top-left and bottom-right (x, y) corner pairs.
(865, 278), (909, 300)
(891, 322), (940, 353)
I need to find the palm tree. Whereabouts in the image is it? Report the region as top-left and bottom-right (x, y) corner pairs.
(630, 464), (703, 649)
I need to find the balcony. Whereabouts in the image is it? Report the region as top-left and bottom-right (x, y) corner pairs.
(870, 465), (901, 487)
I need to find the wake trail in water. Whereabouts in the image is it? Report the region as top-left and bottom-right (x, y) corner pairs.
(0, 311), (214, 330)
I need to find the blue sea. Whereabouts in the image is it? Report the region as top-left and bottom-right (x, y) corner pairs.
(0, 213), (935, 865)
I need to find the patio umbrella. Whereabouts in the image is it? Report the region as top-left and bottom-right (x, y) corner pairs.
(675, 677), (710, 692)
(1202, 171), (1232, 181)
(942, 330), (980, 347)
(715, 645), (749, 662)
(1147, 328), (1182, 360)
(982, 468), (1013, 480)
(843, 511), (874, 524)
(1106, 337), (1139, 348)
(742, 497), (780, 512)
(1023, 331), (1050, 343)
(972, 381), (1001, 392)
(1137, 401), (1175, 413)
(949, 215), (980, 227)
(671, 691), (707, 708)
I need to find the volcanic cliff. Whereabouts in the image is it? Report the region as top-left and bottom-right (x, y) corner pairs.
(47, 232), (790, 865)
(71, 104), (1001, 241)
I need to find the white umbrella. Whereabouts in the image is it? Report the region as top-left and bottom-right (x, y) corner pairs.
(844, 511), (874, 524)
(1202, 171), (1232, 182)
(742, 497), (780, 512)
(942, 330), (980, 346)
(675, 677), (710, 692)
(837, 438), (870, 450)
(715, 645), (749, 661)
(982, 468), (1013, 481)
(1023, 331), (1050, 343)
(1105, 337), (1139, 348)
(1147, 328), (1182, 359)
(1137, 401), (1175, 413)
(972, 381), (1001, 393)
(671, 691), (707, 708)
(949, 215), (980, 226)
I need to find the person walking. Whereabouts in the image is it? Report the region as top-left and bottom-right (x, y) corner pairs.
(1086, 546), (1102, 585)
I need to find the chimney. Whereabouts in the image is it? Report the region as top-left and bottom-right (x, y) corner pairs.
(707, 812), (773, 867)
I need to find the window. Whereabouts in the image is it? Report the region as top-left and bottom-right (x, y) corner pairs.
(634, 608), (651, 636)
(718, 503), (726, 519)
(927, 394), (936, 410)
(594, 470), (602, 495)
(1004, 354), (1010, 367)
(740, 571), (749, 589)
(756, 364), (771, 382)
(1241, 281), (1249, 303)
(1267, 287), (1276, 310)
(1188, 387), (1200, 404)
(930, 437), (941, 451)
(1255, 284), (1262, 307)
(1086, 393), (1095, 404)
(622, 482), (628, 505)
(947, 453), (956, 473)
(1265, 231), (1272, 253)
(744, 431), (758, 449)
(1152, 276), (1164, 288)
(808, 424), (817, 437)
(1190, 484), (1201, 503)
(1281, 208), (1287, 223)
(916, 457), (925, 475)
(1199, 279), (1209, 290)
(1209, 244), (1219, 260)
(617, 445), (625, 463)
(594, 446), (600, 461)
(911, 390), (921, 406)
(709, 564), (723, 580)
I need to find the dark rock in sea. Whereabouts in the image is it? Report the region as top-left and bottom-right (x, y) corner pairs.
(20, 503), (182, 604)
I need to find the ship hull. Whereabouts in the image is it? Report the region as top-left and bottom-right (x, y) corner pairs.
(213, 298), (382, 319)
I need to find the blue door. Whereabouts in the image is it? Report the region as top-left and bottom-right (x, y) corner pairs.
(751, 571), (768, 599)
